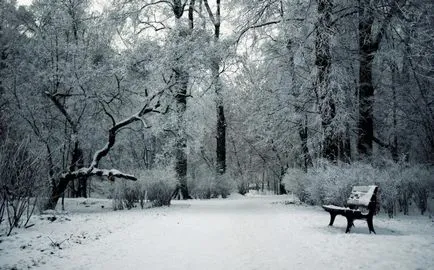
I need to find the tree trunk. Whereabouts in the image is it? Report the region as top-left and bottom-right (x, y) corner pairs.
(173, 65), (190, 199)
(214, 62), (226, 175)
(0, 31), (6, 140)
(357, 0), (377, 158)
(70, 141), (87, 198)
(298, 115), (313, 172)
(203, 0), (226, 196)
(208, 0), (226, 176)
(279, 166), (287, 195)
(357, 49), (374, 157)
(45, 175), (73, 210)
(286, 37), (313, 171)
(391, 63), (399, 162)
(356, 0), (402, 158)
(171, 1), (193, 199)
(316, 0), (339, 162)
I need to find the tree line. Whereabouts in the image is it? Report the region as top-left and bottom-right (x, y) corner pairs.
(0, 0), (432, 213)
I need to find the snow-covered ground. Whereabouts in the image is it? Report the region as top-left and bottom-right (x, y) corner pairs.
(1, 195), (434, 270)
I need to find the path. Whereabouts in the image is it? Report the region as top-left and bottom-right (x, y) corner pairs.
(37, 196), (434, 270)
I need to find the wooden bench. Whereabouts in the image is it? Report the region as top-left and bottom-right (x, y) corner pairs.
(322, 185), (379, 234)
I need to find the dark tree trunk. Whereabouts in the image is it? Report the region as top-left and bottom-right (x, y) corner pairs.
(357, 41), (375, 157)
(173, 66), (190, 200)
(45, 175), (73, 210)
(357, 0), (386, 158)
(216, 101), (226, 174)
(209, 0), (226, 176)
(316, 0), (339, 162)
(356, 0), (402, 158)
(0, 35), (6, 140)
(69, 141), (87, 197)
(46, 140), (87, 208)
(279, 166), (287, 195)
(213, 54), (226, 176)
(298, 115), (313, 172)
(391, 63), (399, 162)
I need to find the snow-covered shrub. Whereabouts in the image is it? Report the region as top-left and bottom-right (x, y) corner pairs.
(188, 165), (234, 199)
(188, 167), (214, 199)
(402, 164), (434, 215)
(140, 167), (177, 207)
(376, 168), (399, 217)
(283, 168), (309, 203)
(111, 185), (125, 211)
(306, 162), (361, 206)
(111, 181), (142, 210)
(283, 160), (433, 217)
(112, 167), (177, 209)
(235, 174), (249, 196)
(372, 161), (432, 217)
(284, 161), (368, 206)
(146, 181), (173, 207)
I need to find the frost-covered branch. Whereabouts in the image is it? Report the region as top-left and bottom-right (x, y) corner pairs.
(60, 168), (137, 181)
(89, 89), (165, 170)
(61, 88), (166, 183)
(236, 18), (304, 44)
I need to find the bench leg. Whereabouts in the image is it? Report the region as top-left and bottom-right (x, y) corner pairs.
(367, 216), (376, 234)
(328, 213), (337, 226)
(345, 216), (354, 233)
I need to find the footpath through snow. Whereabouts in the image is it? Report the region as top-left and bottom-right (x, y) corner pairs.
(1, 195), (434, 270)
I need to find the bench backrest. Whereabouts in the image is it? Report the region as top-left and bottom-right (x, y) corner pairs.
(347, 185), (378, 211)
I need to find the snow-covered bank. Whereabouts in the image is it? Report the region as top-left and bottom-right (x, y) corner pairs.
(1, 196), (433, 270)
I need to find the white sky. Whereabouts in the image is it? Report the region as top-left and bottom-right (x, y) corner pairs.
(17, 0), (108, 12)
(17, 0), (32, 5)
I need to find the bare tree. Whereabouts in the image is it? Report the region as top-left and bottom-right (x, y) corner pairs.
(45, 89), (166, 209)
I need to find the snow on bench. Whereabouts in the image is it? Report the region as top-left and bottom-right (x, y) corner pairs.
(322, 185), (379, 234)
(346, 185), (377, 206)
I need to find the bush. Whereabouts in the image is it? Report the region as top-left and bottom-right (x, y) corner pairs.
(402, 164), (434, 215)
(0, 138), (44, 236)
(146, 181), (173, 207)
(188, 165), (234, 199)
(283, 160), (433, 217)
(111, 181), (142, 210)
(235, 175), (249, 196)
(112, 167), (177, 209)
(142, 168), (177, 207)
(282, 168), (309, 203)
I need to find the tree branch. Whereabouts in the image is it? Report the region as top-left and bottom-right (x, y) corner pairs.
(373, 136), (389, 148)
(59, 88), (166, 183)
(373, 0), (404, 49)
(202, 0), (216, 25)
(139, 0), (173, 12)
(236, 18), (304, 44)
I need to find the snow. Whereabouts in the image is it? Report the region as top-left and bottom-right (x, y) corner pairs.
(1, 196), (434, 270)
(347, 185), (377, 206)
(322, 205), (354, 211)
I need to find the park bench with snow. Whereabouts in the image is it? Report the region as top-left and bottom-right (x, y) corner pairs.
(322, 185), (379, 234)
